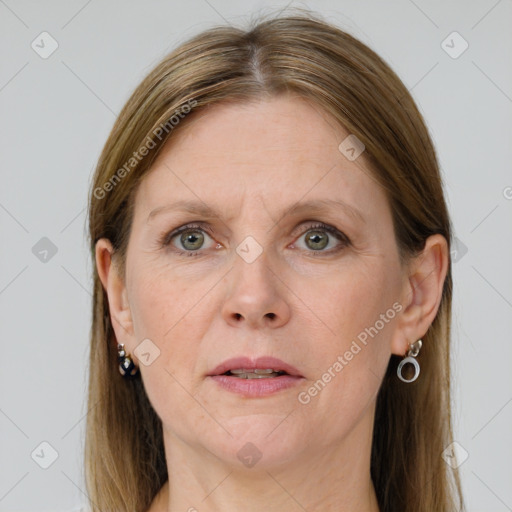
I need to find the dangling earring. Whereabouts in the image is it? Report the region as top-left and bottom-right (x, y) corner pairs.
(117, 343), (139, 379)
(397, 339), (422, 383)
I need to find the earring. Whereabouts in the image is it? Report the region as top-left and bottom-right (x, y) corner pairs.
(397, 339), (422, 383)
(117, 343), (139, 379)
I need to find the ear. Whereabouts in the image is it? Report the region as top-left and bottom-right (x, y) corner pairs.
(95, 238), (135, 348)
(391, 234), (449, 356)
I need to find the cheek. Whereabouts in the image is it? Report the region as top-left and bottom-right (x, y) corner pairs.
(128, 270), (207, 433)
(297, 258), (396, 347)
(127, 261), (214, 378)
(294, 258), (397, 407)
(128, 260), (203, 340)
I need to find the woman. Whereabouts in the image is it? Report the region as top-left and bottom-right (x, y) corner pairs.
(86, 11), (465, 512)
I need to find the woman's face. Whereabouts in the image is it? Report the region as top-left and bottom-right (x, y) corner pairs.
(105, 95), (414, 469)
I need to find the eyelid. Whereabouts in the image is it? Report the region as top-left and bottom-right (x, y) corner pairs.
(290, 222), (350, 252)
(160, 220), (350, 254)
(290, 220), (347, 239)
(161, 222), (215, 248)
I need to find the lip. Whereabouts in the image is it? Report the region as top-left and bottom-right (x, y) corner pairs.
(208, 356), (303, 377)
(207, 356), (304, 398)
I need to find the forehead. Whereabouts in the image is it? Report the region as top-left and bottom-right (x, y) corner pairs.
(134, 95), (388, 224)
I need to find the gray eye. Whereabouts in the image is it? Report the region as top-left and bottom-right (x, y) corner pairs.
(180, 230), (205, 250)
(304, 230), (329, 250)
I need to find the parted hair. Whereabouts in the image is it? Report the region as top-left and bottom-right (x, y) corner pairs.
(86, 10), (464, 512)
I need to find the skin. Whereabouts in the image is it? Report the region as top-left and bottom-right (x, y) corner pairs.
(96, 94), (449, 512)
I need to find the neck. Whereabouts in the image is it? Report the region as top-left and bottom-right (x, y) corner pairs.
(151, 408), (380, 512)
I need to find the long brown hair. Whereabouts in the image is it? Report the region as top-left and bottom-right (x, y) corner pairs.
(86, 10), (464, 511)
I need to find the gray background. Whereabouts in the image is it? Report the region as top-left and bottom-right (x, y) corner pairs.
(1, 0), (511, 510)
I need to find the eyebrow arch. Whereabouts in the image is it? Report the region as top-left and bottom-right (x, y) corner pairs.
(147, 198), (365, 224)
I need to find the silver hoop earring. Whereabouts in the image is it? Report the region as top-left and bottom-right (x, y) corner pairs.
(117, 343), (139, 379)
(397, 339), (422, 383)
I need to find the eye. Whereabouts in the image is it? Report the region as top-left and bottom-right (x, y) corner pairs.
(292, 222), (350, 255)
(159, 223), (216, 256)
(158, 221), (350, 257)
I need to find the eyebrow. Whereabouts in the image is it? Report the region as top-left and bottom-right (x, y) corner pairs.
(147, 198), (365, 224)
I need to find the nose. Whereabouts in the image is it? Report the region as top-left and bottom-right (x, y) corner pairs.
(221, 249), (291, 330)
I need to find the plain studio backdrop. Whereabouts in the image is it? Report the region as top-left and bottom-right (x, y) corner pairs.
(0, 1), (511, 511)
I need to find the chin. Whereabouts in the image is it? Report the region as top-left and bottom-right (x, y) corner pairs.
(204, 414), (306, 470)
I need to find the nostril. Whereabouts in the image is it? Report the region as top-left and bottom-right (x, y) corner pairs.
(266, 313), (276, 320)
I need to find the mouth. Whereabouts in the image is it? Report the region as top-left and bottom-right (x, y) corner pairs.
(221, 368), (288, 379)
(207, 357), (304, 397)
(208, 356), (303, 378)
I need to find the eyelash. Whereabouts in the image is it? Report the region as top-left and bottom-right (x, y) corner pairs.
(158, 222), (350, 257)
